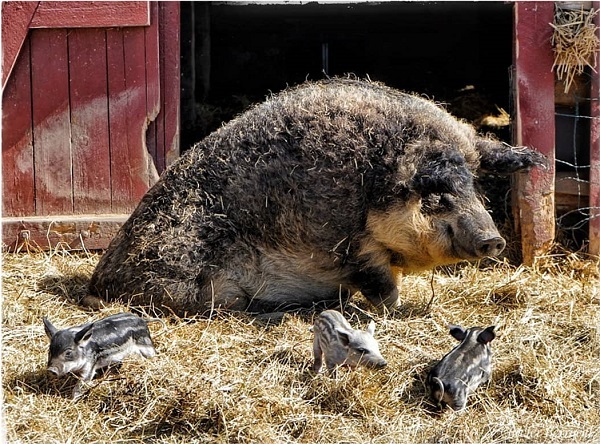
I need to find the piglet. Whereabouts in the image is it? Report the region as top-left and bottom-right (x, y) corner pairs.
(427, 324), (496, 410)
(43, 312), (160, 399)
(312, 309), (387, 375)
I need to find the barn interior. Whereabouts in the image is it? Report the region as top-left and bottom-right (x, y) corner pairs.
(180, 1), (514, 149)
(178, 1), (591, 251)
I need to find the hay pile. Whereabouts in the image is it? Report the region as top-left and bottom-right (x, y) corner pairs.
(2, 249), (600, 443)
(551, 5), (600, 93)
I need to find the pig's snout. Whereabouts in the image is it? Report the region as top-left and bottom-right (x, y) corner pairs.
(365, 358), (387, 369)
(375, 360), (388, 369)
(449, 400), (467, 411)
(474, 236), (506, 258)
(47, 366), (60, 376)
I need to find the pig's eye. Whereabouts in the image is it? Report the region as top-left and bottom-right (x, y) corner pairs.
(356, 348), (370, 355)
(64, 350), (73, 360)
(421, 193), (454, 214)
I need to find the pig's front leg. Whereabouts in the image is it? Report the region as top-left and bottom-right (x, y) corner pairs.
(352, 265), (399, 312)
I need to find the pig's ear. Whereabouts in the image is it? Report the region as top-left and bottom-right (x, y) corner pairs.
(337, 329), (351, 347)
(74, 323), (94, 345)
(476, 140), (548, 174)
(411, 149), (472, 197)
(477, 326), (496, 345)
(448, 324), (467, 341)
(43, 317), (57, 339)
(430, 376), (445, 402)
(366, 321), (376, 336)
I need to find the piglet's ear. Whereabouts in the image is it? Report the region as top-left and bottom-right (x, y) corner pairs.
(43, 317), (57, 339)
(477, 326), (496, 345)
(449, 324), (467, 341)
(74, 323), (94, 345)
(476, 140), (548, 174)
(337, 329), (351, 347)
(366, 321), (376, 336)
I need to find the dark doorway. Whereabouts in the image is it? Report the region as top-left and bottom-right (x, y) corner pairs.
(180, 1), (514, 151)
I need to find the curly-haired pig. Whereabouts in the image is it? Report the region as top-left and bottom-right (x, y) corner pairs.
(89, 77), (547, 316)
(43, 313), (159, 399)
(312, 309), (387, 374)
(427, 324), (496, 410)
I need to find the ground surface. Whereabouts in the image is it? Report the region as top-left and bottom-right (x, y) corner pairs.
(2, 250), (599, 443)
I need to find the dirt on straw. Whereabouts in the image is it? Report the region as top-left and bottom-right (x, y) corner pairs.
(2, 248), (600, 443)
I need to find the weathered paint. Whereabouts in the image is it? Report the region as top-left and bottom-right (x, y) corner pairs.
(2, 2), (179, 251)
(2, 40), (35, 217)
(589, 2), (600, 257)
(69, 28), (112, 214)
(107, 27), (159, 214)
(30, 28), (73, 216)
(1, 2), (149, 90)
(513, 2), (556, 264)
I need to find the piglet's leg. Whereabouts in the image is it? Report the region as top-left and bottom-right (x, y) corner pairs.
(72, 366), (95, 400)
(312, 336), (324, 373)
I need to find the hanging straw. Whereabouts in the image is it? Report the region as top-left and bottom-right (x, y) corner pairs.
(551, 6), (600, 93)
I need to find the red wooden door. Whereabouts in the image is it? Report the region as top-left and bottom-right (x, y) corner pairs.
(1, 1), (180, 251)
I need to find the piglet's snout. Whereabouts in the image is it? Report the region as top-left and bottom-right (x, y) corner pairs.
(363, 357), (387, 369)
(47, 366), (60, 376)
(374, 358), (388, 368)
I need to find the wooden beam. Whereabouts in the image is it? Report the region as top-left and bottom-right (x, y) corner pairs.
(1, 1), (39, 90)
(513, 1), (556, 265)
(589, 2), (600, 257)
(2, 215), (129, 252)
(30, 1), (149, 29)
(159, 1), (181, 167)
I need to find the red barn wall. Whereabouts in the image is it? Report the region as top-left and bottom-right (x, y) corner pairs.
(2, 1), (180, 251)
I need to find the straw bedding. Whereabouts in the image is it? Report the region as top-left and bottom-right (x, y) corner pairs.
(2, 248), (599, 443)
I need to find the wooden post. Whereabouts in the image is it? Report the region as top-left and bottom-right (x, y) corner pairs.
(513, 2), (556, 264)
(589, 3), (600, 257)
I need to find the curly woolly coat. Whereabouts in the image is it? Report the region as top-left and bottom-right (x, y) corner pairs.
(89, 78), (546, 316)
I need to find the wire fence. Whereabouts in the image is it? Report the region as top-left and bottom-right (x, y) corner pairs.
(554, 87), (598, 250)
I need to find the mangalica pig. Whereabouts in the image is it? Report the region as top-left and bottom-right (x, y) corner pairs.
(427, 324), (496, 410)
(89, 77), (547, 316)
(312, 309), (387, 374)
(43, 313), (159, 399)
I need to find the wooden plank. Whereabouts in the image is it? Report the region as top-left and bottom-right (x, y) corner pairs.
(2, 39), (35, 217)
(159, 1), (181, 168)
(30, 1), (149, 29)
(146, 2), (160, 122)
(122, 25), (159, 188)
(68, 28), (112, 214)
(106, 27), (158, 214)
(513, 2), (556, 265)
(30, 29), (73, 216)
(145, 1), (161, 170)
(589, 3), (600, 257)
(1, 1), (39, 90)
(2, 215), (129, 252)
